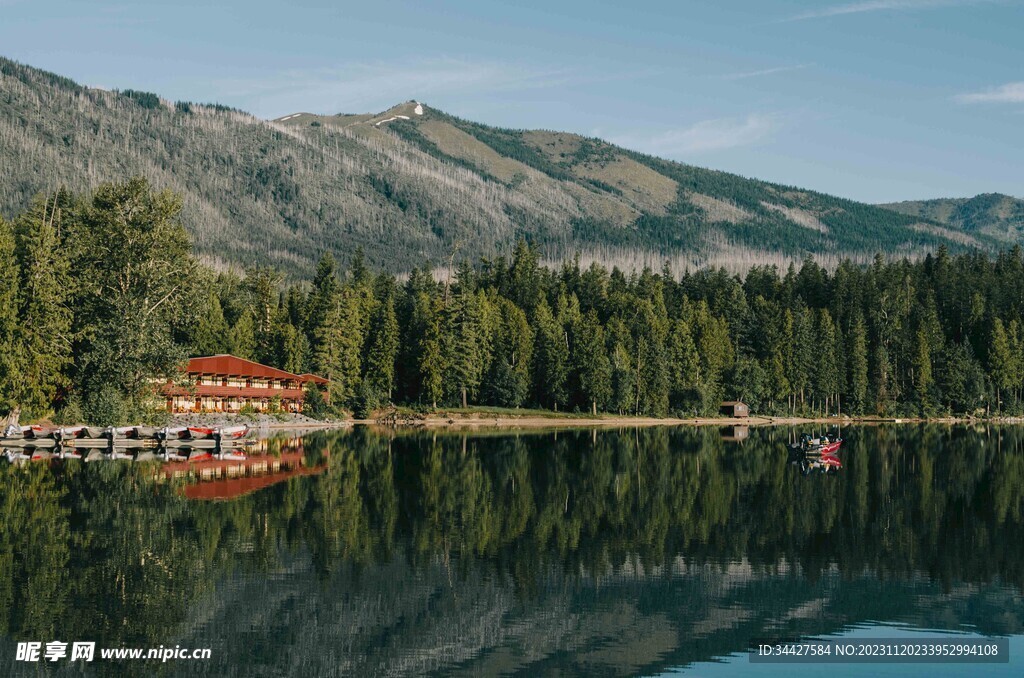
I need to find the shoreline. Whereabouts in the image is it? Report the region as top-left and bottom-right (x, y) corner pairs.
(29, 413), (1023, 435)
(349, 412), (1024, 430)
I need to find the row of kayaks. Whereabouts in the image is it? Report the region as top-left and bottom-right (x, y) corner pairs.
(3, 424), (251, 443)
(5, 446), (247, 463)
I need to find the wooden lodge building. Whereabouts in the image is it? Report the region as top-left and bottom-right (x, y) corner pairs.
(164, 355), (329, 414)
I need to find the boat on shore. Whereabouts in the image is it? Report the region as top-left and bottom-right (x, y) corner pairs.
(158, 426), (190, 441)
(218, 425), (250, 441)
(112, 425), (162, 440)
(186, 425), (220, 440)
(25, 424), (58, 439)
(185, 425), (249, 440)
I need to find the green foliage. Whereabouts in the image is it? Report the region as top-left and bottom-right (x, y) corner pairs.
(848, 314), (870, 415)
(71, 178), (197, 403)
(576, 310), (612, 414)
(303, 384), (328, 419)
(227, 311), (256, 360)
(82, 385), (127, 427)
(353, 381), (380, 420)
(192, 292), (230, 356)
(532, 297), (569, 410)
(12, 193), (73, 416)
(364, 295), (399, 400)
(1, 173), (1023, 423)
(485, 298), (533, 407)
(0, 217), (20, 411)
(989, 318), (1017, 412)
(53, 398), (84, 426)
(120, 89), (161, 109)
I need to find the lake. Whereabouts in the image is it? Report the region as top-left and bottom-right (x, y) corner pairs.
(1, 424), (1022, 676)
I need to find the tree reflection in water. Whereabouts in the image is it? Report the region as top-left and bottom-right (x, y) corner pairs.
(0, 425), (1022, 675)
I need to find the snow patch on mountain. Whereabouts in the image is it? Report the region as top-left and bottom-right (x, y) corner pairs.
(375, 115), (411, 126)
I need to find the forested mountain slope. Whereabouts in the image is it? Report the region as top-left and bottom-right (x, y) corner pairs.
(880, 193), (1024, 244)
(0, 56), (998, 277)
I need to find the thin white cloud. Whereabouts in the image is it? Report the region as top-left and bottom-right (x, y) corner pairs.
(611, 114), (780, 156)
(721, 64), (812, 80)
(783, 0), (997, 21)
(955, 82), (1024, 103)
(216, 59), (574, 117)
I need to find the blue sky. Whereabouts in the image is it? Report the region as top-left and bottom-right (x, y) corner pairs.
(1, 0), (1021, 202)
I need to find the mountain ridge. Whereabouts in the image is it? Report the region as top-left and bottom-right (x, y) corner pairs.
(0, 55), (1009, 277)
(879, 193), (1024, 244)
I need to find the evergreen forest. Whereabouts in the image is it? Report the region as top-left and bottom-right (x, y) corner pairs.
(3, 179), (1024, 425)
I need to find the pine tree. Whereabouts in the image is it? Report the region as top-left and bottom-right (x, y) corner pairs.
(872, 342), (894, 415)
(533, 297), (568, 410)
(731, 356), (767, 412)
(416, 293), (445, 408)
(789, 305), (815, 411)
(486, 299), (533, 407)
(509, 239), (542, 312)
(307, 286), (365, 408)
(0, 217), (21, 412)
(988, 317), (1016, 414)
(306, 253), (348, 404)
(576, 310), (612, 414)
(813, 309), (840, 415)
(310, 299), (343, 404)
(688, 300), (734, 415)
(444, 287), (485, 408)
(364, 295), (400, 402)
(766, 352), (790, 414)
(192, 291), (230, 356)
(228, 311), (256, 360)
(335, 288), (365, 405)
(243, 266), (283, 364)
(848, 313), (869, 415)
(13, 194), (73, 416)
(269, 308), (307, 375)
(306, 253), (342, 349)
(938, 342), (987, 414)
(912, 328), (936, 415)
(631, 300), (669, 416)
(1009, 320), (1023, 411)
(667, 317), (699, 411)
(607, 317), (635, 415)
(556, 291), (583, 406)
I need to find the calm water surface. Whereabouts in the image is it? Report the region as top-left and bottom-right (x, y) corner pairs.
(1, 424), (1022, 676)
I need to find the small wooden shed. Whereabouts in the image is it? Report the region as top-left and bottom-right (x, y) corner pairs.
(720, 401), (749, 418)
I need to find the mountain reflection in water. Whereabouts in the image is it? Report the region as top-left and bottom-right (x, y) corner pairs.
(1, 424), (1022, 676)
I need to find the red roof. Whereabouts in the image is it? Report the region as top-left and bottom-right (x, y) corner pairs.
(185, 355), (328, 384)
(184, 464), (327, 500)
